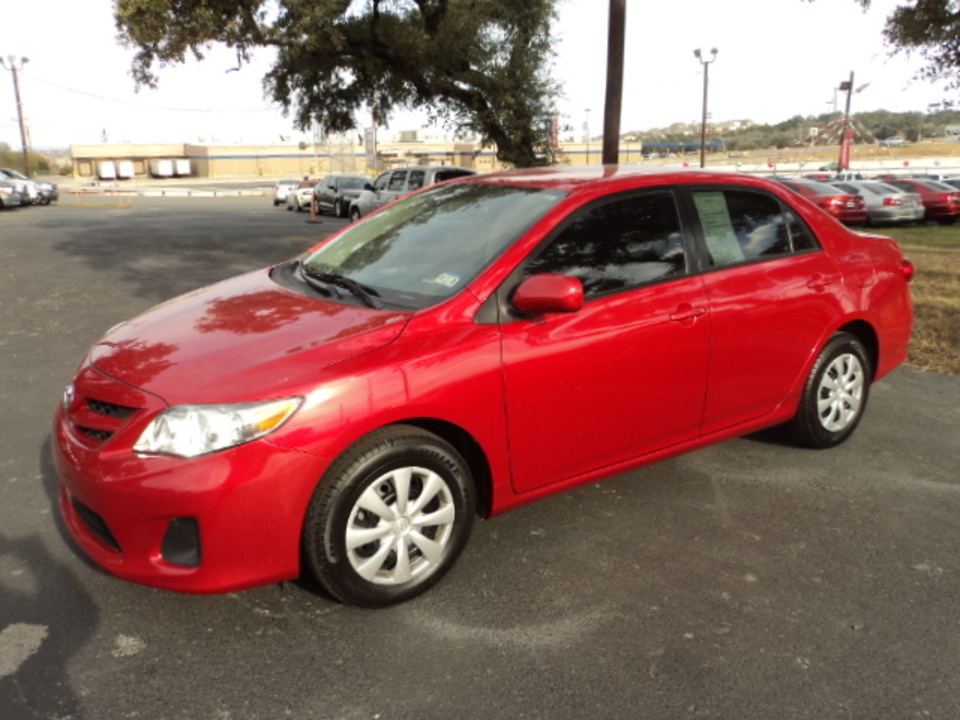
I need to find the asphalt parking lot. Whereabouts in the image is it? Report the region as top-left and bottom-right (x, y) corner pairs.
(2, 196), (959, 720)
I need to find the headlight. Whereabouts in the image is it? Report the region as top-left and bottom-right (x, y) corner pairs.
(133, 398), (302, 458)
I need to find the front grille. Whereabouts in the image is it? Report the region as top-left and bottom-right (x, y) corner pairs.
(70, 395), (141, 447)
(78, 427), (113, 443)
(72, 498), (122, 552)
(87, 399), (136, 419)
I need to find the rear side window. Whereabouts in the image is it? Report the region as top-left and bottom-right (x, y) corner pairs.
(524, 191), (686, 299)
(435, 170), (474, 183)
(692, 189), (817, 268)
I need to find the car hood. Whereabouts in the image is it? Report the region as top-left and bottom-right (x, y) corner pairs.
(89, 268), (410, 405)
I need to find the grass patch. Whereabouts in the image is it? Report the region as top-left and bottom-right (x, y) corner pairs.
(878, 225), (960, 374)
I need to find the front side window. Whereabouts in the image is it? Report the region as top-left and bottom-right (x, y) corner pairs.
(692, 189), (817, 268)
(524, 191), (687, 300)
(387, 171), (408, 191)
(373, 172), (391, 191)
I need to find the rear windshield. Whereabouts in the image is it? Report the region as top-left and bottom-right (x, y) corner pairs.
(339, 177), (368, 189)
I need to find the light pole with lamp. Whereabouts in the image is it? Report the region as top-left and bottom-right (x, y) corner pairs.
(693, 47), (717, 169)
(1, 55), (31, 178)
(584, 108), (592, 164)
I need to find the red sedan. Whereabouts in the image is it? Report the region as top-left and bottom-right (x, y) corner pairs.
(884, 178), (960, 224)
(777, 178), (869, 225)
(53, 167), (914, 607)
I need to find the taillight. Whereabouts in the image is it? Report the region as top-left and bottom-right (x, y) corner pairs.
(882, 197), (903, 206)
(899, 258), (915, 282)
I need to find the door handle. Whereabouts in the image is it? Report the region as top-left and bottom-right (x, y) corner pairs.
(669, 304), (708, 323)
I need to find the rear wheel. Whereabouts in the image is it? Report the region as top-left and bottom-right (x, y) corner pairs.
(787, 332), (871, 448)
(303, 425), (475, 607)
(350, 206), (362, 222)
(335, 198), (345, 217)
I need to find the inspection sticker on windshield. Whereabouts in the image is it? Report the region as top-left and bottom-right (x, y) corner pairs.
(433, 273), (462, 288)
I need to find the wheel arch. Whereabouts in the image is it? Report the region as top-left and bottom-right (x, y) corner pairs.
(835, 319), (879, 381)
(392, 418), (494, 518)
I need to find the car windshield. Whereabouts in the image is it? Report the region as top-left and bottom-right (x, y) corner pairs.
(300, 182), (567, 309)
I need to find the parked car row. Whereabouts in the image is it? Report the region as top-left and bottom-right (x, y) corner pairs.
(779, 172), (960, 226)
(272, 166), (477, 220)
(0, 168), (58, 209)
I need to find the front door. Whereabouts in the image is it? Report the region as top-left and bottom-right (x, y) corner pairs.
(498, 189), (712, 493)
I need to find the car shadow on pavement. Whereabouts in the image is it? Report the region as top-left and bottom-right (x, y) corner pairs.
(0, 438), (102, 717)
(0, 529), (98, 720)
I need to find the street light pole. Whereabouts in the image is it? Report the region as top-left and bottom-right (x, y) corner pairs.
(693, 48), (717, 169)
(584, 108), (592, 164)
(1, 55), (31, 178)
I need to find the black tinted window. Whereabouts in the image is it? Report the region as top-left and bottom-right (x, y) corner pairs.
(435, 170), (474, 183)
(524, 191), (686, 299)
(692, 189), (816, 267)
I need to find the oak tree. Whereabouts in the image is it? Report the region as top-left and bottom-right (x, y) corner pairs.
(115, 0), (561, 167)
(838, 1), (960, 89)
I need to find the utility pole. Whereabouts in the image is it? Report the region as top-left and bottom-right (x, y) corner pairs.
(694, 48), (718, 168)
(601, 0), (626, 165)
(838, 71), (854, 171)
(1, 55), (31, 177)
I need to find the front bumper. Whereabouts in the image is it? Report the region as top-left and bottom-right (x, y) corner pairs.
(53, 364), (327, 593)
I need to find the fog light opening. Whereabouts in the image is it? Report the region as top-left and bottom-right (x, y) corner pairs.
(161, 518), (202, 567)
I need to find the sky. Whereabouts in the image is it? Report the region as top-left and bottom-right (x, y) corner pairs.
(0, 0), (954, 149)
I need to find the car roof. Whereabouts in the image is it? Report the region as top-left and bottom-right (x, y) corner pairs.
(458, 165), (779, 195)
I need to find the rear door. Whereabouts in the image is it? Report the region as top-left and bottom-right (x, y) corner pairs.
(687, 186), (846, 435)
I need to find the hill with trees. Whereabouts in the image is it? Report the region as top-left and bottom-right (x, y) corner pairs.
(631, 108), (960, 153)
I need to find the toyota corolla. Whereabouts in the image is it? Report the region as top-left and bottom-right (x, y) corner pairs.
(53, 166), (914, 607)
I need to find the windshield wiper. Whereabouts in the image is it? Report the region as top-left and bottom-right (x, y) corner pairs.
(294, 261), (336, 298)
(297, 262), (382, 309)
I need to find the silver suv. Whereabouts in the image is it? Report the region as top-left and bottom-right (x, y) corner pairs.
(349, 165), (476, 221)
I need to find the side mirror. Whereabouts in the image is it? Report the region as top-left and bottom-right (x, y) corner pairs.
(512, 274), (584, 314)
(364, 183), (375, 191)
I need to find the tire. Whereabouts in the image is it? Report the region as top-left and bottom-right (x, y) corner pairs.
(303, 425), (475, 607)
(350, 206), (362, 222)
(286, 201), (293, 212)
(335, 198), (345, 218)
(787, 332), (871, 449)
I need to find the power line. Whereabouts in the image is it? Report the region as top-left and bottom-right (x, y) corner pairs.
(30, 76), (276, 114)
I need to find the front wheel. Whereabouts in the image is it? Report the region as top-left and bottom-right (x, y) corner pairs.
(303, 425), (475, 607)
(787, 332), (871, 449)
